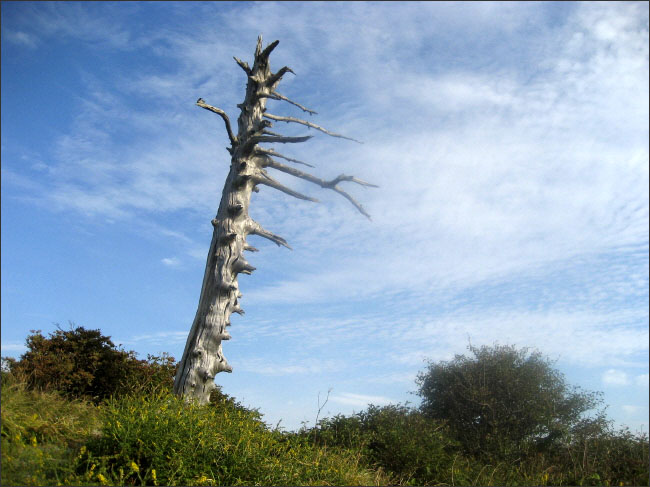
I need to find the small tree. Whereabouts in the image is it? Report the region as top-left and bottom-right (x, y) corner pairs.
(6, 324), (176, 400)
(416, 343), (607, 459)
(173, 36), (375, 402)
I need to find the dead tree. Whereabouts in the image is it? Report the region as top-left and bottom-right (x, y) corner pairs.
(173, 36), (376, 403)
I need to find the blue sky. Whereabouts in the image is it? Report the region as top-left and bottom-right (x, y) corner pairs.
(2, 1), (648, 432)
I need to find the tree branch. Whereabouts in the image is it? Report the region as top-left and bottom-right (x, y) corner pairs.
(261, 39), (280, 60)
(254, 147), (315, 168)
(247, 134), (313, 145)
(254, 172), (319, 202)
(254, 35), (263, 57)
(246, 220), (292, 249)
(267, 66), (295, 87)
(263, 113), (361, 143)
(233, 57), (251, 75)
(263, 160), (377, 219)
(196, 99), (237, 147)
(259, 91), (317, 115)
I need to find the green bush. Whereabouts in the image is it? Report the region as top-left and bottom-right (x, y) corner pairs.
(311, 404), (458, 485)
(5, 325), (176, 401)
(416, 343), (606, 460)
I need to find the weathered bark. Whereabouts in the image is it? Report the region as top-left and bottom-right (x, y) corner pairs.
(173, 36), (376, 403)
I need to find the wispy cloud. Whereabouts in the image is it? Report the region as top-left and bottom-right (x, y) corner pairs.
(236, 357), (344, 377)
(636, 374), (650, 388)
(2, 29), (38, 48)
(0, 343), (27, 354)
(2, 2), (137, 49)
(126, 331), (189, 347)
(622, 405), (644, 415)
(330, 392), (395, 408)
(161, 257), (182, 268)
(603, 369), (630, 386)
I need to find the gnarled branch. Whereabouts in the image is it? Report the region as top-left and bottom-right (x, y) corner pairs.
(233, 57), (251, 75)
(246, 219), (292, 249)
(254, 147), (315, 168)
(263, 159), (377, 220)
(263, 113), (361, 143)
(259, 91), (317, 115)
(247, 134), (313, 145)
(254, 172), (319, 202)
(196, 99), (237, 147)
(267, 66), (295, 87)
(261, 40), (280, 60)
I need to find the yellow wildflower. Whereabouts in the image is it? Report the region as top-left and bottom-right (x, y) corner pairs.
(130, 461), (140, 473)
(97, 473), (107, 484)
(151, 469), (158, 485)
(31, 436), (38, 447)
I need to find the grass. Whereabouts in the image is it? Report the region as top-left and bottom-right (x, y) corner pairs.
(2, 374), (648, 486)
(1, 377), (101, 485)
(1, 377), (388, 486)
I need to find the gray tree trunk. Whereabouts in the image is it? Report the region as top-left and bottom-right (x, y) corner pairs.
(173, 36), (375, 403)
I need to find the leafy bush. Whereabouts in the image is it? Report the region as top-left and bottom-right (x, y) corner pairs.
(310, 404), (458, 484)
(5, 324), (176, 401)
(416, 343), (606, 460)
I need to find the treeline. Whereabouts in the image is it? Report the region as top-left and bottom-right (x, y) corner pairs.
(1, 325), (648, 486)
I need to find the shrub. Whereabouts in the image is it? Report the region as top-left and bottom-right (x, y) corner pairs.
(5, 324), (176, 401)
(312, 404), (457, 485)
(416, 343), (607, 460)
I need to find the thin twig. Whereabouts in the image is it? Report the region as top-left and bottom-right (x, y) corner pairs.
(254, 147), (315, 168)
(263, 113), (362, 143)
(259, 91), (317, 115)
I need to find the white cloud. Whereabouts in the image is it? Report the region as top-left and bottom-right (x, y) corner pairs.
(20, 3), (135, 49)
(636, 374), (650, 388)
(602, 369), (630, 386)
(237, 358), (343, 377)
(622, 405), (643, 415)
(2, 29), (38, 48)
(330, 392), (395, 408)
(161, 257), (181, 268)
(1, 343), (27, 353)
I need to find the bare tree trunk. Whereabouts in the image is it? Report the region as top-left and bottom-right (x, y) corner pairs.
(173, 36), (375, 403)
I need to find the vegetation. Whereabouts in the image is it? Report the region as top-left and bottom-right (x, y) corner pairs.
(415, 343), (607, 460)
(2, 328), (648, 486)
(3, 324), (176, 401)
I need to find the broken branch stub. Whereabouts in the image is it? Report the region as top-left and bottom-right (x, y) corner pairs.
(174, 36), (376, 403)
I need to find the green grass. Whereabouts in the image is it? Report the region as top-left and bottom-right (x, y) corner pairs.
(2, 375), (648, 486)
(82, 391), (385, 486)
(1, 378), (387, 486)
(1, 378), (101, 485)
